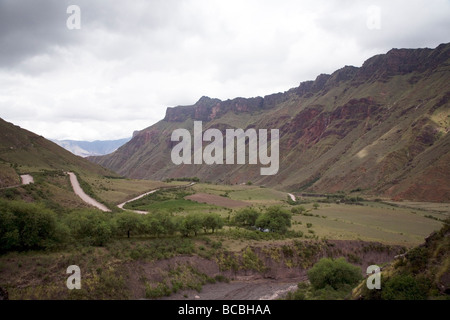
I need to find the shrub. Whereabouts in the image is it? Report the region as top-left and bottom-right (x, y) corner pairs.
(255, 206), (292, 234)
(201, 213), (224, 233)
(307, 257), (362, 290)
(145, 282), (172, 299)
(114, 211), (142, 238)
(0, 200), (58, 252)
(178, 213), (203, 237)
(405, 247), (428, 274)
(64, 210), (113, 246)
(233, 208), (260, 227)
(382, 274), (429, 300)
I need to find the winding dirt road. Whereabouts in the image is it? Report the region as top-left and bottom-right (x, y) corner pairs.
(117, 182), (196, 214)
(117, 189), (159, 214)
(67, 172), (111, 212)
(288, 193), (296, 202)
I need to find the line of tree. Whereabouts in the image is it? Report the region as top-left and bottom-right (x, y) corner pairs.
(0, 200), (224, 253)
(1, 201), (294, 254)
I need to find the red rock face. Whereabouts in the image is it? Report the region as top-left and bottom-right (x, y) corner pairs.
(90, 43), (450, 202)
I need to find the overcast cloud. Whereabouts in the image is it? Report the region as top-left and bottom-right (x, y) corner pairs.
(0, 0), (449, 140)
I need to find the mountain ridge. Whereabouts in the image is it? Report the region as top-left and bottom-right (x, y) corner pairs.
(52, 137), (131, 157)
(0, 117), (116, 188)
(89, 43), (450, 201)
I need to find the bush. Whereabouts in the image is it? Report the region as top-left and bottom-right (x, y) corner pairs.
(114, 211), (143, 238)
(405, 247), (428, 274)
(142, 212), (177, 237)
(233, 208), (260, 228)
(64, 210), (113, 246)
(178, 213), (203, 237)
(255, 206), (292, 234)
(0, 200), (58, 252)
(201, 213), (224, 234)
(307, 257), (362, 290)
(145, 282), (171, 299)
(291, 206), (306, 214)
(382, 274), (430, 300)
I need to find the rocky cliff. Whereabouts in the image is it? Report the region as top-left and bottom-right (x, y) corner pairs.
(90, 43), (450, 201)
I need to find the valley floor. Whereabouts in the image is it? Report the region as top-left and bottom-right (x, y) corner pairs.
(0, 173), (448, 300)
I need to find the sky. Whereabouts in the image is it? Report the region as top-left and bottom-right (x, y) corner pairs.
(0, 0), (449, 141)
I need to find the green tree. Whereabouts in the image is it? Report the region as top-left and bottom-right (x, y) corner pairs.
(154, 212), (177, 236)
(0, 207), (19, 251)
(255, 206), (292, 234)
(114, 211), (141, 238)
(182, 214), (203, 236)
(201, 213), (224, 234)
(233, 208), (260, 227)
(313, 203), (320, 210)
(175, 216), (190, 237)
(142, 215), (165, 237)
(0, 200), (57, 251)
(307, 257), (362, 290)
(65, 210), (113, 246)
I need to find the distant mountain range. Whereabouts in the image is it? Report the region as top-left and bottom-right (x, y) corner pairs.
(52, 138), (131, 157)
(89, 43), (450, 202)
(0, 118), (114, 188)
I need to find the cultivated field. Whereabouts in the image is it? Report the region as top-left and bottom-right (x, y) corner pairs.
(113, 181), (445, 247)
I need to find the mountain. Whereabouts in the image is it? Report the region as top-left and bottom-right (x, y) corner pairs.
(0, 117), (114, 187)
(52, 138), (131, 157)
(89, 43), (450, 202)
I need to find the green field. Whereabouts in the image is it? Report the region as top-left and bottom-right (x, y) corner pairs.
(83, 176), (169, 205)
(291, 202), (444, 246)
(116, 182), (445, 247)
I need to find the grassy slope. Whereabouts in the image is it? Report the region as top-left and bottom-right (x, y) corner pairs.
(0, 118), (115, 178)
(352, 220), (450, 300)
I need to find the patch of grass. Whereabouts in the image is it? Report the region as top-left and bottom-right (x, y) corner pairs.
(124, 187), (218, 213)
(146, 264), (220, 298)
(127, 238), (196, 261)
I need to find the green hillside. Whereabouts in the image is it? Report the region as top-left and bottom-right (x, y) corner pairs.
(353, 219), (450, 300)
(0, 117), (114, 186)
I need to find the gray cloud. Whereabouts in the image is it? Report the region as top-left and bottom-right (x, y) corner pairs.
(0, 0), (449, 140)
(0, 0), (80, 67)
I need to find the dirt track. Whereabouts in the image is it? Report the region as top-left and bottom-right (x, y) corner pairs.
(67, 172), (111, 212)
(117, 189), (159, 214)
